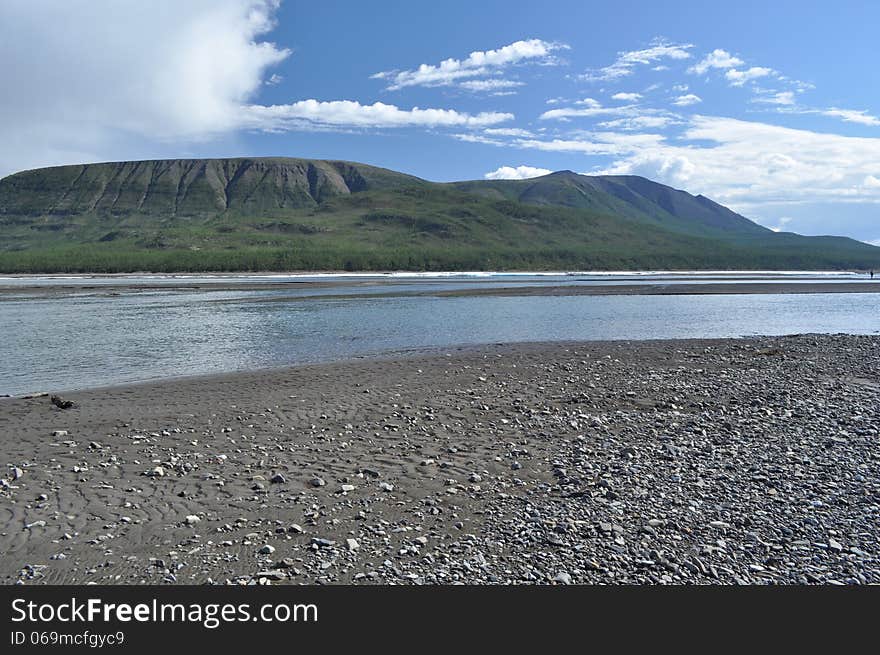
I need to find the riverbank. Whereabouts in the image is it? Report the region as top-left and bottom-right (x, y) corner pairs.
(3, 278), (880, 300)
(1, 334), (878, 584)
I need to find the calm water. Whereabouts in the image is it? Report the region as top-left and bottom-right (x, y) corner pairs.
(1, 274), (878, 395)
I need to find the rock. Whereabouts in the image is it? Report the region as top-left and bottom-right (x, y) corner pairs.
(346, 538), (360, 552)
(11, 467), (24, 481)
(468, 473), (482, 483)
(145, 466), (166, 478)
(828, 539), (843, 553)
(50, 395), (75, 409)
(553, 572), (572, 585)
(340, 484), (355, 493)
(288, 524), (303, 534)
(311, 538), (336, 548)
(379, 482), (394, 492)
(184, 515), (200, 525)
(310, 477), (326, 487)
(25, 521), (46, 529)
(255, 571), (285, 581)
(258, 545), (275, 555)
(269, 473), (287, 484)
(51, 430), (69, 437)
(511, 461), (522, 470)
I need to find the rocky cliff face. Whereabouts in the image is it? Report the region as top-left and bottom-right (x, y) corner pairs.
(0, 158), (392, 217)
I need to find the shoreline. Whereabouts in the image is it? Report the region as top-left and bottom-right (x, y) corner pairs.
(3, 279), (880, 298)
(1, 332), (872, 399)
(1, 334), (878, 585)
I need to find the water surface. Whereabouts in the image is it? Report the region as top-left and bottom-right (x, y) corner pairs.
(1, 273), (877, 395)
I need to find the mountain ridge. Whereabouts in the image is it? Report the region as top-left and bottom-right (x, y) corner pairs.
(1, 157), (878, 272)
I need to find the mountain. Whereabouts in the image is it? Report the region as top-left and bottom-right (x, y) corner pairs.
(1, 157), (878, 272)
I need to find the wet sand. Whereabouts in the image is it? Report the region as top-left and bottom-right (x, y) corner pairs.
(1, 335), (878, 585)
(3, 279), (880, 301)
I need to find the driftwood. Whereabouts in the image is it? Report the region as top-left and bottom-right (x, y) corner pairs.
(50, 395), (75, 409)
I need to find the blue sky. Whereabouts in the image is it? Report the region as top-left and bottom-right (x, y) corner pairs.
(2, 1), (879, 242)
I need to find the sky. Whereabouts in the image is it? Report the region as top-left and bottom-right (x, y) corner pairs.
(1, 0), (879, 243)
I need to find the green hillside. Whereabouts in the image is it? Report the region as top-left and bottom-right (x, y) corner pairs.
(1, 157), (878, 272)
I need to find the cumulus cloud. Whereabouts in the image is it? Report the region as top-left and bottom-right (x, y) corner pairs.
(689, 49), (780, 89)
(371, 39), (567, 91)
(0, 2), (518, 177)
(580, 39), (693, 81)
(485, 165), (553, 180)
(672, 94), (702, 106)
(242, 100), (513, 130)
(580, 116), (880, 209)
(725, 66), (775, 86)
(688, 49), (744, 75)
(612, 92), (642, 101)
(0, 0), (291, 174)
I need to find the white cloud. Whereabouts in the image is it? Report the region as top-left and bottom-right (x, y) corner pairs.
(452, 133), (504, 145)
(540, 100), (647, 121)
(725, 66), (774, 86)
(0, 2), (517, 177)
(483, 127), (535, 137)
(242, 100), (513, 130)
(485, 165), (552, 180)
(371, 39), (566, 91)
(0, 0), (290, 175)
(865, 175), (880, 188)
(673, 94), (702, 106)
(612, 92), (642, 101)
(597, 116), (679, 131)
(580, 39), (692, 81)
(820, 108), (880, 126)
(458, 79), (525, 92)
(514, 132), (667, 156)
(688, 49), (744, 75)
(754, 91), (796, 106)
(767, 216), (794, 232)
(579, 116), (880, 209)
